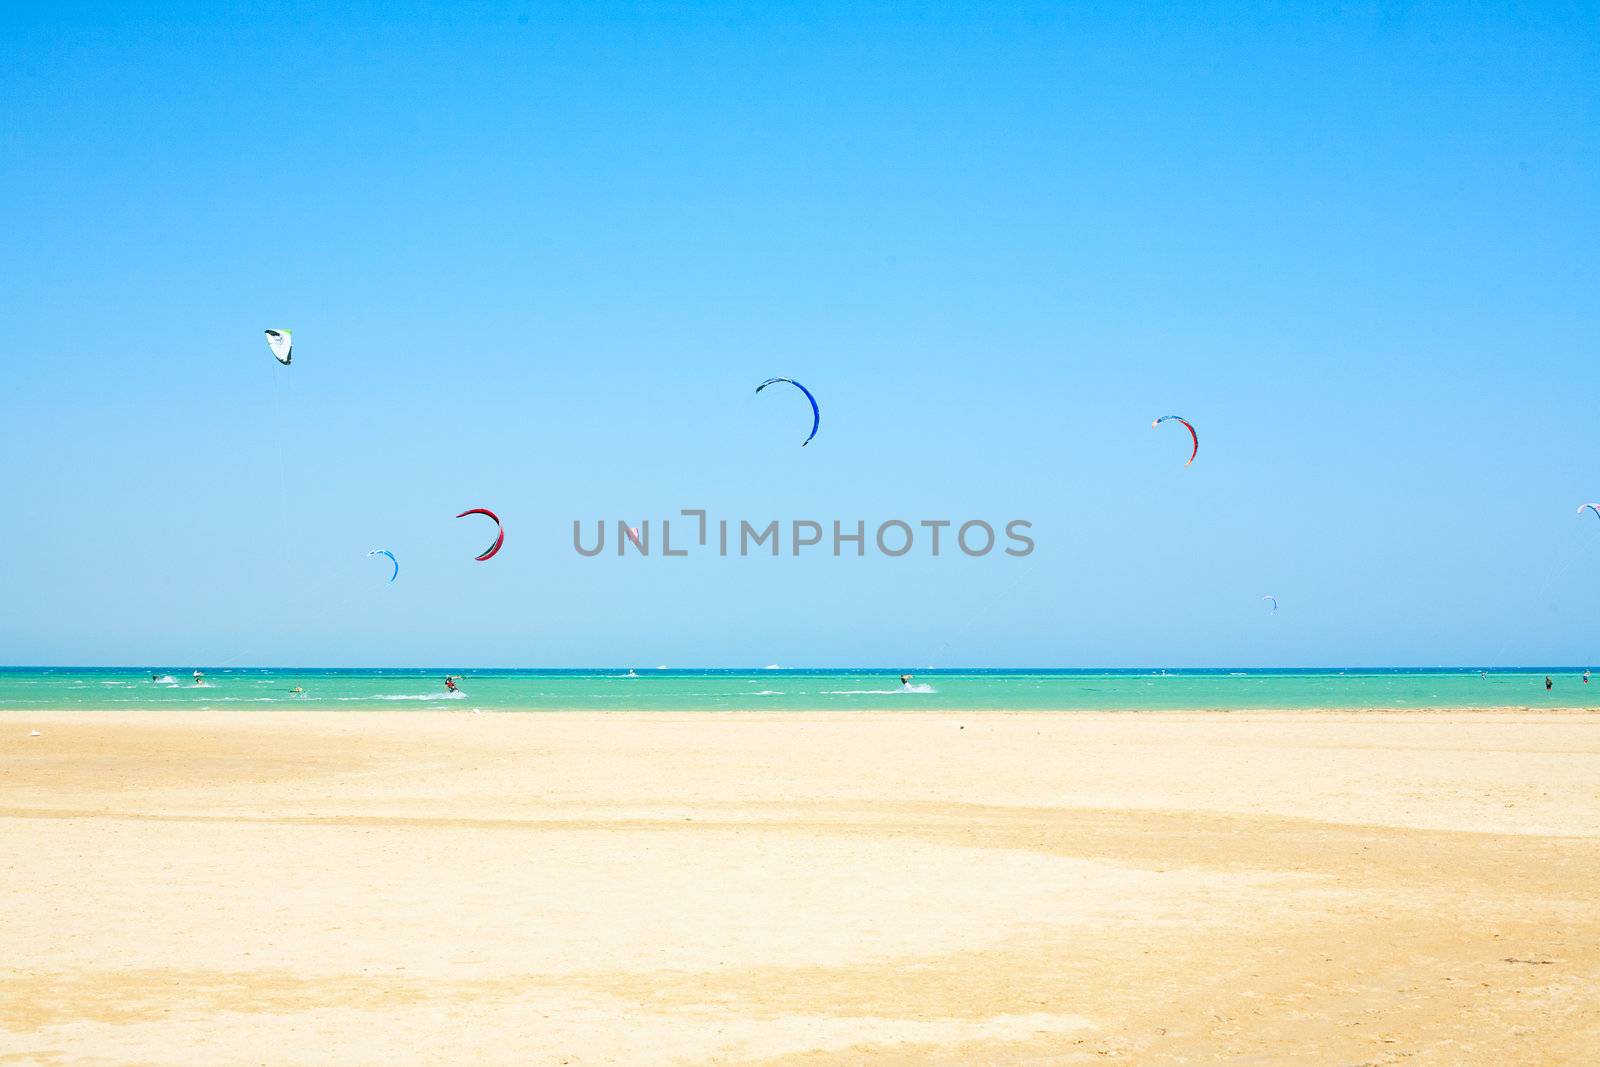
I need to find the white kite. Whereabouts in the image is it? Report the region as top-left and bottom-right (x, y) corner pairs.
(264, 329), (293, 366)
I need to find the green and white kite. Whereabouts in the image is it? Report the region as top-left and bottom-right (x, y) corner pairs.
(264, 328), (293, 366)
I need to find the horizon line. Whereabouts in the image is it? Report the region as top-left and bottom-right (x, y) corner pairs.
(2, 664), (1593, 673)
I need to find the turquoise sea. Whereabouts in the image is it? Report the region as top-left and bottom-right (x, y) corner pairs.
(1, 668), (1595, 713)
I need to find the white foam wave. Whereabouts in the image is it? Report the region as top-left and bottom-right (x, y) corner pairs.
(822, 684), (936, 695)
(752, 690), (783, 696)
(336, 691), (466, 702)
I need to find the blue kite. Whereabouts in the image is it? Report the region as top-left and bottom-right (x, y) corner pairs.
(757, 377), (820, 447)
(368, 549), (399, 583)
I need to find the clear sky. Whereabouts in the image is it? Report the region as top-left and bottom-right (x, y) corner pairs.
(1, 2), (1595, 667)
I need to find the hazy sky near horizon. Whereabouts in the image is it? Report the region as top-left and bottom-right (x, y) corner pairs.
(1, 2), (1596, 667)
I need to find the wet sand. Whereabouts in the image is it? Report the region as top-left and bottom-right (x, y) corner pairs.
(3, 709), (1599, 1064)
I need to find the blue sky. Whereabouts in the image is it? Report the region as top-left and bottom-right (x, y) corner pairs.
(1, 2), (1595, 667)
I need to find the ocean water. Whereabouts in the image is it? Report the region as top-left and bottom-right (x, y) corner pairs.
(1, 668), (1595, 713)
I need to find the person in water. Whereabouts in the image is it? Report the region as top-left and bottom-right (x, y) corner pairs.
(193, 669), (205, 686)
(1545, 676), (1553, 691)
(900, 674), (913, 688)
(1585, 670), (1591, 684)
(444, 675), (459, 693)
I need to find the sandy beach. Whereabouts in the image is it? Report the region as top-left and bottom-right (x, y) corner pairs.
(3, 709), (1598, 1065)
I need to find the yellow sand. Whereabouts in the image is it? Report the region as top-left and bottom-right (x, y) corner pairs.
(3, 710), (1599, 1065)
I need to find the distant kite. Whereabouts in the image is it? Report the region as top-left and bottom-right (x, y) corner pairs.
(757, 378), (820, 447)
(368, 549), (399, 583)
(264, 329), (293, 366)
(457, 508), (505, 561)
(1152, 416), (1198, 466)
(1579, 503), (1600, 521)
(1262, 595), (1278, 613)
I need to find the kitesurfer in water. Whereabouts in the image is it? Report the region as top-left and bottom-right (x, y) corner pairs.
(1585, 670), (1591, 685)
(193, 669), (205, 687)
(900, 674), (913, 689)
(1545, 676), (1553, 691)
(444, 676), (459, 693)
